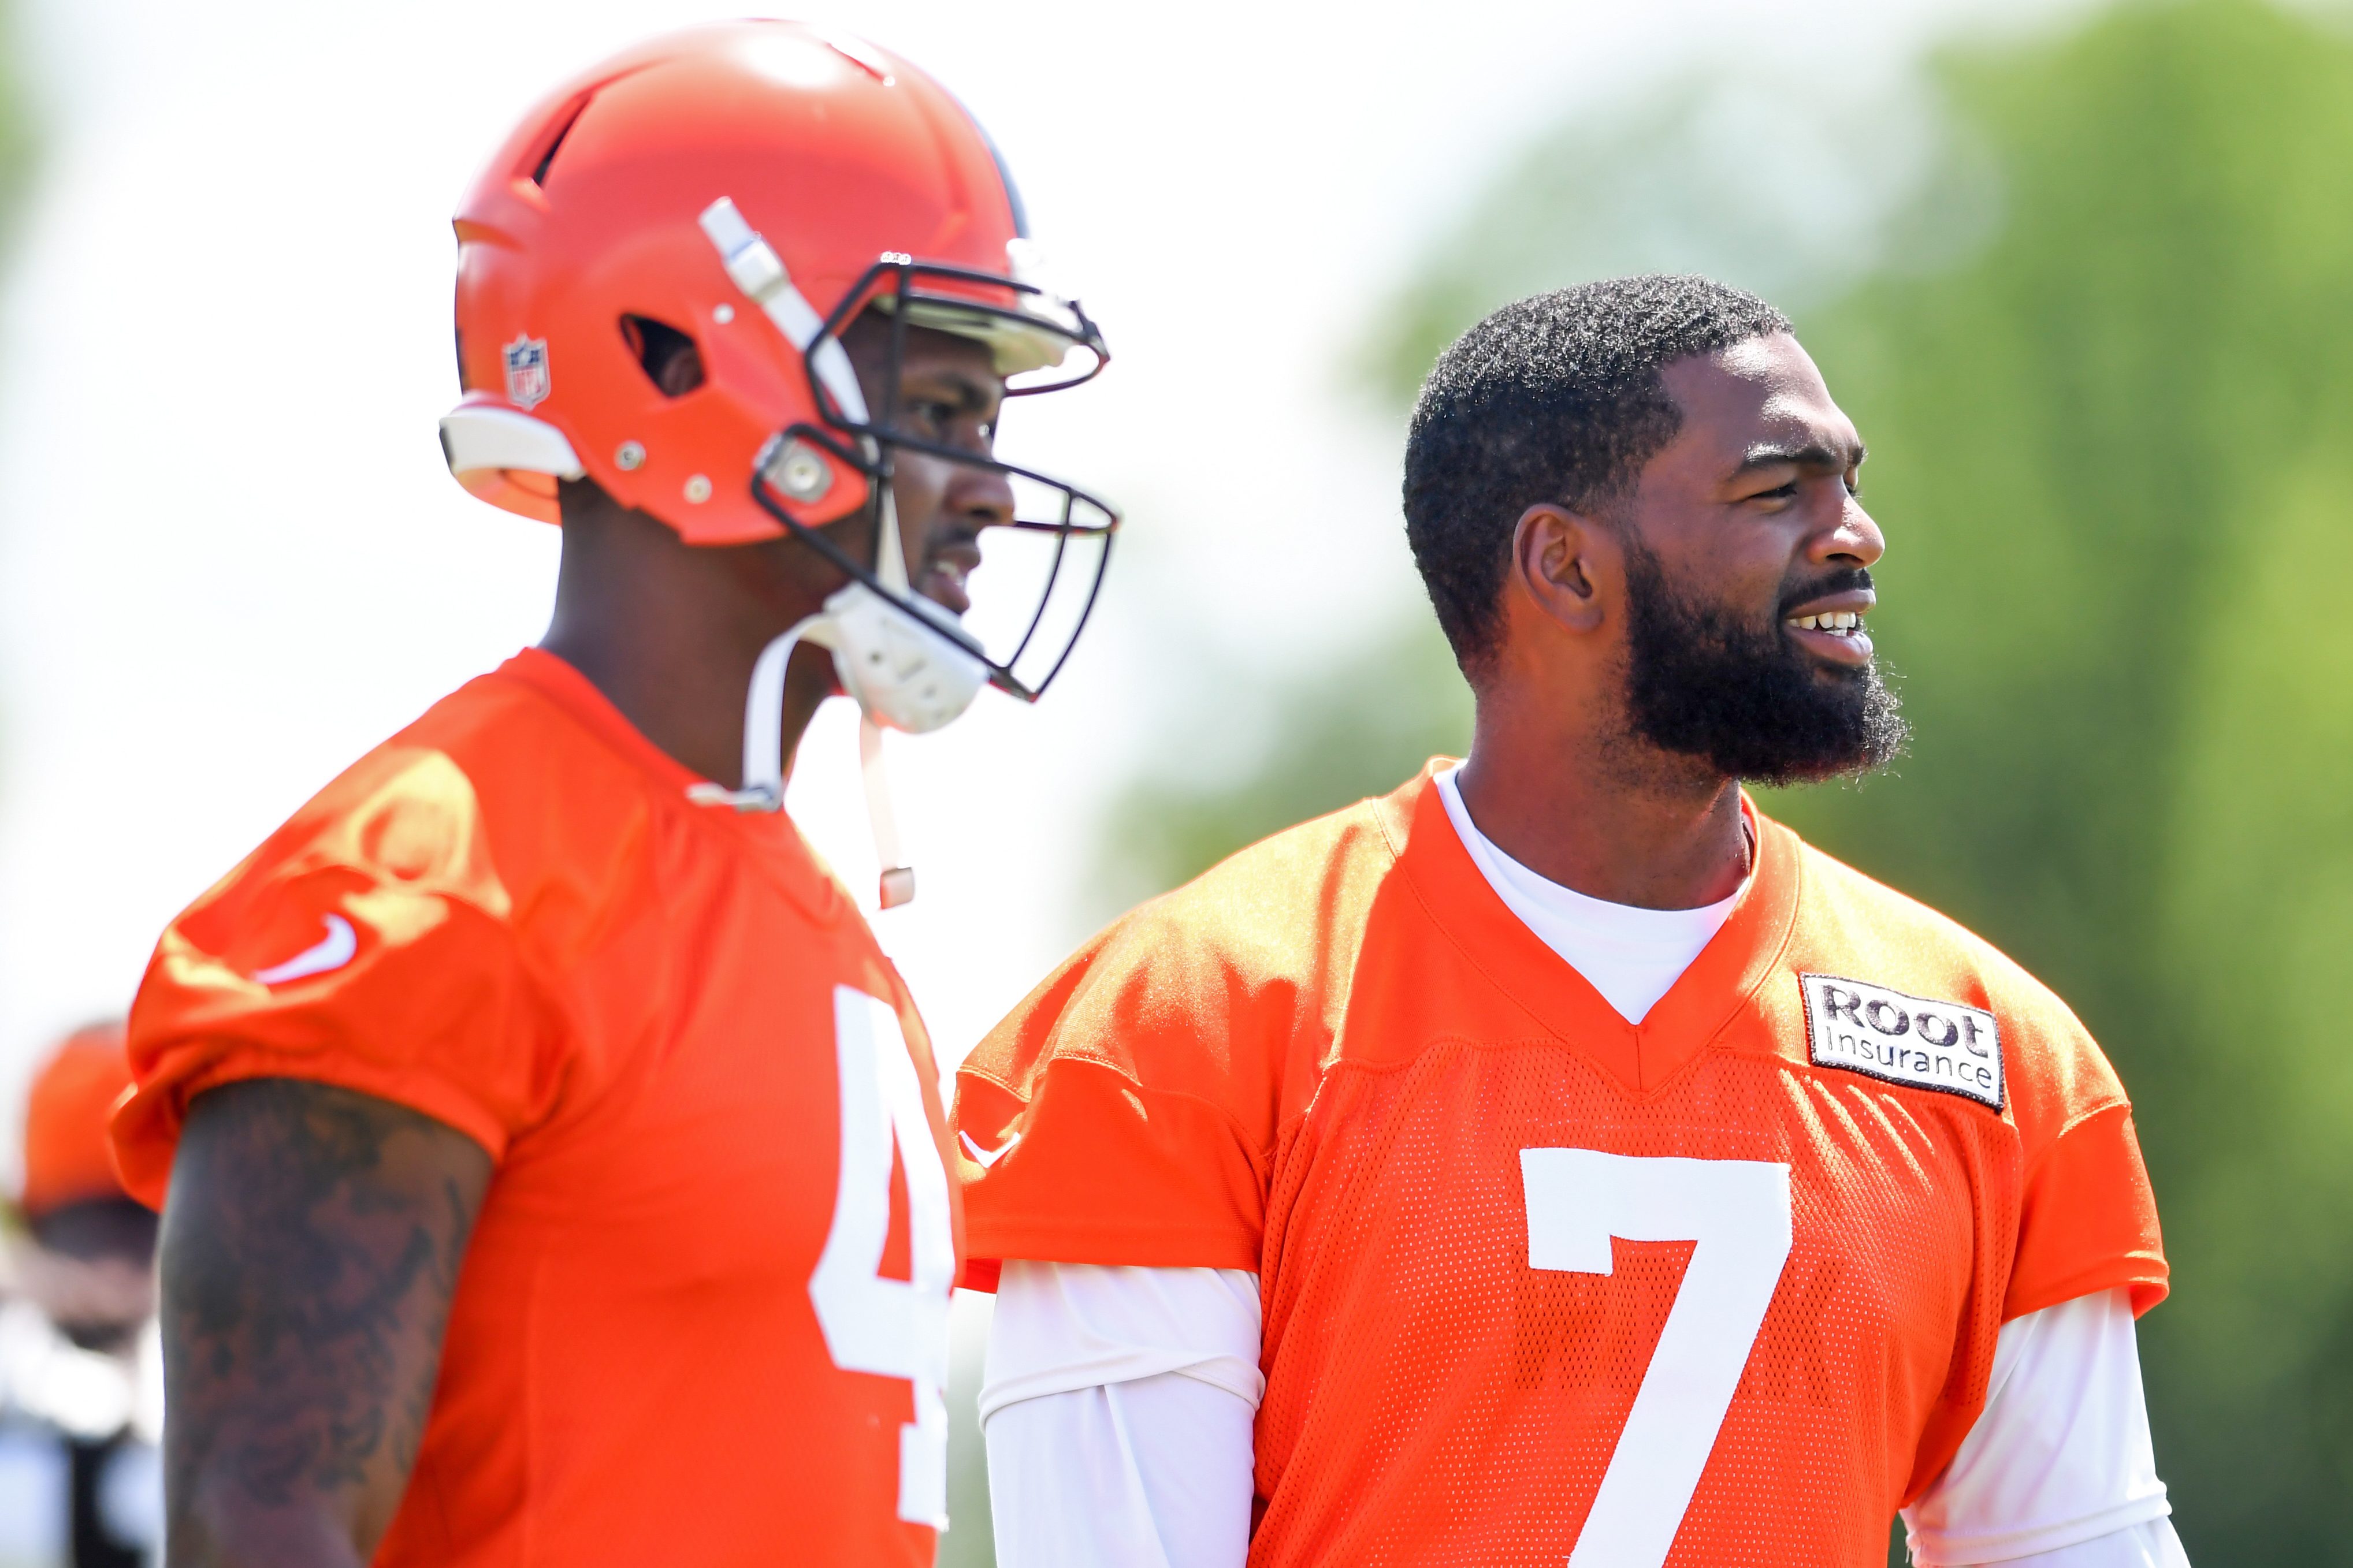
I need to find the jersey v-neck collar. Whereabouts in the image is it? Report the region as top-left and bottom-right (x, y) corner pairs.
(1377, 762), (1802, 1097)
(1433, 764), (1745, 1025)
(495, 646), (852, 928)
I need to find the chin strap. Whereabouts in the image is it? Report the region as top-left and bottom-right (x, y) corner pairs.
(861, 718), (916, 909)
(685, 616), (921, 910)
(686, 617), (817, 814)
(854, 486), (919, 908)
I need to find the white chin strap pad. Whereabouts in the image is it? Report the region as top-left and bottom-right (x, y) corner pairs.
(826, 581), (987, 735)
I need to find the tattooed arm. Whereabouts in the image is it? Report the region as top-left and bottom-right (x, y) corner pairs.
(158, 1078), (495, 1567)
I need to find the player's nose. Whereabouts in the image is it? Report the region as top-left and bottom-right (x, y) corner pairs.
(1812, 497), (1884, 571)
(946, 458), (1016, 530)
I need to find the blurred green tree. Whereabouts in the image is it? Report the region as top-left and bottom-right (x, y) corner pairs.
(0, 2), (30, 237)
(0, 0), (38, 773)
(1776, 12), (2353, 1555)
(1097, 1), (2353, 1559)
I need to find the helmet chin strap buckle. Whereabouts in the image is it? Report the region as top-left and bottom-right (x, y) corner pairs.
(683, 780), (785, 812)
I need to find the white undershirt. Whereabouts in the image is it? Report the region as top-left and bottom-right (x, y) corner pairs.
(979, 778), (2186, 1567)
(1433, 765), (1740, 1024)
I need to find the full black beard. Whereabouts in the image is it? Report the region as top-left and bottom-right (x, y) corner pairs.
(1620, 545), (1908, 785)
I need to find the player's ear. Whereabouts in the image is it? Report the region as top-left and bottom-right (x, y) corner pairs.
(1511, 502), (1619, 637)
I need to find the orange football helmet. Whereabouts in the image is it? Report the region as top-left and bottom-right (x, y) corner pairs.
(21, 1021), (133, 1220)
(441, 20), (1116, 707)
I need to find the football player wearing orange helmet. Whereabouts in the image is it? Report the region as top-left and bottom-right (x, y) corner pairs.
(109, 23), (1112, 1568)
(956, 279), (2185, 1567)
(4, 1022), (163, 1568)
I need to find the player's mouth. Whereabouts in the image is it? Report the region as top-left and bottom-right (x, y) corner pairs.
(915, 542), (980, 619)
(1783, 589), (1875, 666)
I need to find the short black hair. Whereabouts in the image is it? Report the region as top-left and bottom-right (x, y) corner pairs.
(1402, 275), (1791, 670)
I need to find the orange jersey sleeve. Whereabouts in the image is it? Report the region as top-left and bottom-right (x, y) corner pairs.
(1886, 887), (2169, 1325)
(114, 681), (622, 1202)
(2006, 1096), (2166, 1321)
(955, 799), (1404, 1278)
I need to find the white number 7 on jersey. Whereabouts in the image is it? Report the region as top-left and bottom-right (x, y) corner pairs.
(810, 986), (957, 1530)
(1520, 1149), (1793, 1568)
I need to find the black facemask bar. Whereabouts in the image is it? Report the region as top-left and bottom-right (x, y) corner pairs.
(747, 255), (1118, 704)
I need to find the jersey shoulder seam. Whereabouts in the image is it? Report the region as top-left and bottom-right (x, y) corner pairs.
(2017, 1095), (2136, 1188)
(966, 1053), (1276, 1173)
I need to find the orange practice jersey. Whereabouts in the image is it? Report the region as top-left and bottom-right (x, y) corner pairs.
(115, 649), (961, 1568)
(956, 765), (2166, 1568)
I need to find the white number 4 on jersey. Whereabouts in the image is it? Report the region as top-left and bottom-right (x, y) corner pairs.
(810, 986), (956, 1530)
(1521, 1149), (1794, 1568)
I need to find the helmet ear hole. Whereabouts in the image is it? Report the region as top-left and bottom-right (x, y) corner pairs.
(620, 314), (707, 397)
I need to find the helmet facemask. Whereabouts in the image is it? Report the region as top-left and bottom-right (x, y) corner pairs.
(753, 252), (1118, 717)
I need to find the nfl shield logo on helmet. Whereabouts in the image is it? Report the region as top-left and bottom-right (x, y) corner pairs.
(503, 335), (551, 409)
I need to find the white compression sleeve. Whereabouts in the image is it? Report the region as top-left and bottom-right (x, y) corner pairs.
(1973, 1518), (2190, 1568)
(986, 1373), (1256, 1568)
(982, 1263), (1262, 1568)
(1904, 1289), (2183, 1565)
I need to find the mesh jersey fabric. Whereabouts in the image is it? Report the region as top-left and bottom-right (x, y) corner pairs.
(954, 762), (2166, 1568)
(113, 648), (961, 1568)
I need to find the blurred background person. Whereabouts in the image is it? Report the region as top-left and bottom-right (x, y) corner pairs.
(0, 1022), (162, 1568)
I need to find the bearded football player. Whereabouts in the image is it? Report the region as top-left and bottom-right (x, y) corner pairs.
(956, 278), (2184, 1567)
(107, 23), (1113, 1568)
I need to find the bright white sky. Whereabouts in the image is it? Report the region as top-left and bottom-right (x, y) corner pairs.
(0, 0), (2086, 1179)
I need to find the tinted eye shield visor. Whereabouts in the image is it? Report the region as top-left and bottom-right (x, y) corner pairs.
(750, 255), (1118, 704)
